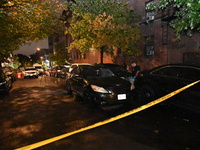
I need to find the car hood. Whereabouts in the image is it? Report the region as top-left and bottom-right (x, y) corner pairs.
(85, 76), (130, 87)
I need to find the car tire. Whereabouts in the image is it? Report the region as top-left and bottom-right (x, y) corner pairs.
(140, 85), (155, 101)
(66, 82), (72, 95)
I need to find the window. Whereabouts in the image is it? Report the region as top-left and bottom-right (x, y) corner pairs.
(152, 67), (184, 78)
(144, 35), (154, 56)
(182, 68), (200, 81)
(145, 0), (155, 23)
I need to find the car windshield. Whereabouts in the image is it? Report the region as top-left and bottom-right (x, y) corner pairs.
(25, 68), (36, 71)
(35, 66), (42, 69)
(83, 68), (115, 78)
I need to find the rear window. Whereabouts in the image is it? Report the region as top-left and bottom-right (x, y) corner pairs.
(107, 66), (126, 73)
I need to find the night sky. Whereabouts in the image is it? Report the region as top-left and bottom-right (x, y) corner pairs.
(13, 38), (48, 56)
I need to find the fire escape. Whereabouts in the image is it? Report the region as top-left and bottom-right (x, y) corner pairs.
(161, 6), (176, 45)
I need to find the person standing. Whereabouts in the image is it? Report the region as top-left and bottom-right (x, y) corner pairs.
(131, 62), (140, 77)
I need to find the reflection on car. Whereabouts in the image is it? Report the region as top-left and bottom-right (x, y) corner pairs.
(94, 63), (135, 89)
(1, 66), (16, 82)
(49, 66), (66, 78)
(66, 65), (132, 106)
(94, 63), (132, 80)
(67, 63), (91, 79)
(0, 68), (12, 94)
(134, 63), (200, 112)
(60, 65), (70, 78)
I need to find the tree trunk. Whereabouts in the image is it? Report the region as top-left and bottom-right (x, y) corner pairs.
(100, 46), (106, 64)
(100, 48), (103, 64)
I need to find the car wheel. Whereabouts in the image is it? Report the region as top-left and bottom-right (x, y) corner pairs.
(66, 82), (72, 95)
(140, 85), (155, 101)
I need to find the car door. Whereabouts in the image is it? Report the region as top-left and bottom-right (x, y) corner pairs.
(70, 67), (85, 96)
(149, 66), (179, 95)
(177, 67), (200, 99)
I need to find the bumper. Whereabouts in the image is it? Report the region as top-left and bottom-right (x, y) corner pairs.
(88, 91), (132, 106)
(24, 74), (38, 78)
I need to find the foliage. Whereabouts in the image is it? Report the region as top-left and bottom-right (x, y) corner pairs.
(16, 54), (31, 67)
(49, 43), (69, 66)
(12, 55), (21, 69)
(148, 0), (200, 40)
(65, 0), (141, 56)
(0, 0), (65, 57)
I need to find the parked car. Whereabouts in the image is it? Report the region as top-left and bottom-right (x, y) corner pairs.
(1, 66), (16, 82)
(49, 66), (66, 78)
(0, 68), (12, 94)
(24, 67), (38, 78)
(66, 65), (132, 106)
(134, 63), (200, 111)
(60, 65), (70, 78)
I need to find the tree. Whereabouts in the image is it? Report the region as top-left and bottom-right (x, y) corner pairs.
(65, 0), (141, 63)
(0, 0), (65, 57)
(16, 54), (31, 67)
(147, 0), (200, 40)
(49, 43), (69, 66)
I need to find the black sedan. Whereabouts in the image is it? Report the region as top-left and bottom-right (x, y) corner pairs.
(134, 63), (200, 112)
(66, 65), (132, 106)
(0, 68), (12, 94)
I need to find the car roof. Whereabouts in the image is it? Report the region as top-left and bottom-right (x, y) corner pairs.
(146, 63), (200, 72)
(94, 63), (120, 66)
(157, 63), (200, 68)
(79, 65), (114, 70)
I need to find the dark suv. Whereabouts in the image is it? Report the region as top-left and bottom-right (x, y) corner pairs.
(134, 63), (200, 111)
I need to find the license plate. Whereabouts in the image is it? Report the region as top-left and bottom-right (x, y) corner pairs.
(117, 94), (126, 100)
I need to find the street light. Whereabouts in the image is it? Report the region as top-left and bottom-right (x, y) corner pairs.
(37, 48), (47, 61)
(37, 48), (49, 68)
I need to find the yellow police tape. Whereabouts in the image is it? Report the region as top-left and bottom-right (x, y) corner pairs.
(15, 80), (200, 150)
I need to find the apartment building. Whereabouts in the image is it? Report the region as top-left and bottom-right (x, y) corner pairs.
(127, 0), (200, 69)
(49, 0), (200, 70)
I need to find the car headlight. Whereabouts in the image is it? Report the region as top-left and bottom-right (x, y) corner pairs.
(91, 85), (111, 93)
